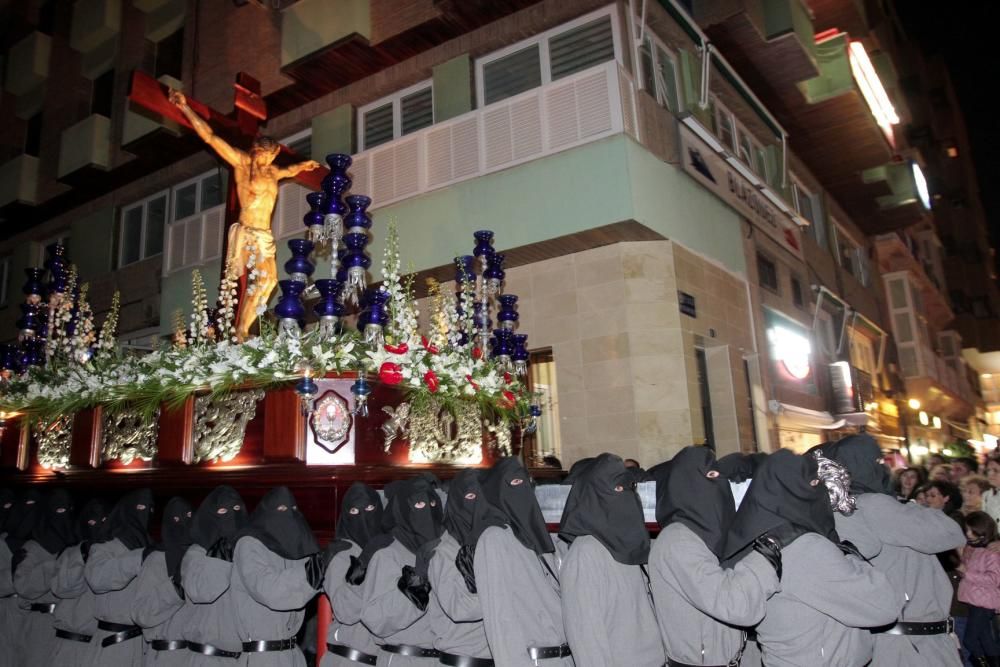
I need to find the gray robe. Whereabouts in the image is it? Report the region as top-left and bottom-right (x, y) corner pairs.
(0, 536), (23, 667)
(85, 538), (147, 667)
(180, 544), (242, 666)
(320, 542), (380, 667)
(50, 544), (99, 666)
(361, 539), (443, 667)
(834, 493), (966, 667)
(229, 535), (318, 667)
(473, 526), (572, 667)
(755, 533), (902, 667)
(13, 540), (59, 666)
(561, 535), (664, 667)
(650, 523), (778, 665)
(428, 532), (491, 660)
(131, 551), (188, 666)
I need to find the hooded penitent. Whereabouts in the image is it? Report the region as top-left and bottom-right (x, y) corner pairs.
(238, 486), (319, 560)
(444, 469), (506, 548)
(190, 485), (248, 549)
(826, 433), (893, 496)
(150, 497), (193, 586)
(33, 488), (76, 554)
(0, 488), (14, 533)
(716, 452), (768, 483)
(724, 449), (838, 562)
(656, 446), (735, 561)
(481, 457), (553, 555)
(106, 488), (153, 550)
(337, 482), (384, 548)
(559, 453), (650, 565)
(386, 476), (444, 554)
(78, 498), (112, 543)
(5, 488), (42, 553)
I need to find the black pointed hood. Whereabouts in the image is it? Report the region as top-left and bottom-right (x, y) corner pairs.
(656, 446), (735, 560)
(191, 485), (248, 549)
(152, 497), (193, 586)
(336, 482), (385, 549)
(724, 449), (838, 562)
(481, 457), (553, 554)
(78, 499), (111, 543)
(386, 476), (444, 554)
(5, 489), (43, 553)
(34, 489), (76, 554)
(559, 453), (650, 565)
(716, 452), (767, 483)
(239, 486), (319, 560)
(826, 433), (892, 496)
(0, 489), (14, 534)
(444, 469), (506, 548)
(107, 488), (153, 549)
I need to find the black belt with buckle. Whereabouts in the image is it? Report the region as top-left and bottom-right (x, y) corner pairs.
(527, 644), (572, 661)
(29, 602), (55, 613)
(151, 639), (188, 651)
(242, 638), (297, 652)
(381, 643), (442, 658)
(439, 651), (495, 666)
(327, 642), (378, 665)
(55, 629), (93, 643)
(187, 641), (242, 659)
(97, 620), (142, 648)
(878, 618), (955, 636)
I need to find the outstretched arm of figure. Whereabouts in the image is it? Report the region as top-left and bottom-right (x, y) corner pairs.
(169, 89), (244, 168)
(275, 160), (321, 180)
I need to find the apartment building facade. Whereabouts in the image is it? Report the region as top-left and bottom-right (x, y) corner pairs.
(0, 0), (988, 465)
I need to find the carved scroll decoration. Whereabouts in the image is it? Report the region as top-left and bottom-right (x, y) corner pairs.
(407, 398), (481, 463)
(102, 408), (160, 465)
(35, 416), (73, 469)
(192, 390), (264, 463)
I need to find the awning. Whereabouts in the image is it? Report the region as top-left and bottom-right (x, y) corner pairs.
(770, 400), (852, 431)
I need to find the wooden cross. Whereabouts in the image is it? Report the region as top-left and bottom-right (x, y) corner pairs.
(127, 71), (328, 321)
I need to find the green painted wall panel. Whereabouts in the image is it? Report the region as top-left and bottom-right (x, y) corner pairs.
(70, 207), (115, 281)
(311, 104), (354, 160)
(432, 55), (473, 123)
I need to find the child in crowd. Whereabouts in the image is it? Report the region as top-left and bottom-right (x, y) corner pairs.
(958, 511), (1000, 667)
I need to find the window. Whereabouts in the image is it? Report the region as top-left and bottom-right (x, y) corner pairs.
(735, 123), (767, 179)
(119, 190), (168, 267)
(477, 9), (619, 107)
(524, 348), (562, 462)
(637, 29), (679, 112)
(284, 129), (312, 160)
(91, 69), (115, 117)
(25, 113), (42, 158)
(849, 333), (877, 376)
(0, 256), (10, 308)
(791, 276), (805, 309)
(358, 81), (434, 151)
(171, 171), (222, 223)
(833, 223), (870, 286)
(757, 253), (779, 293)
(714, 100), (736, 152)
(154, 28), (184, 80)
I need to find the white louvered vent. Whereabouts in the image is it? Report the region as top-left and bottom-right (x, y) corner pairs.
(274, 183), (308, 240)
(483, 106), (513, 169)
(394, 137), (420, 199)
(182, 218), (202, 269)
(166, 223), (185, 274)
(619, 66), (638, 139)
(510, 96), (542, 161)
(576, 69), (612, 138)
(350, 156), (370, 199)
(451, 117), (479, 180)
(202, 208), (224, 260)
(371, 148), (397, 203)
(545, 81), (578, 149)
(425, 125), (454, 188)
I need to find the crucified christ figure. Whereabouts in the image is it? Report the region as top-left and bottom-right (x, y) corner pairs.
(169, 89), (320, 340)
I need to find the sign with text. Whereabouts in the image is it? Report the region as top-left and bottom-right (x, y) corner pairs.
(680, 125), (803, 260)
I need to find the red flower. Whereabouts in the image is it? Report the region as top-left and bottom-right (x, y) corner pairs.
(500, 390), (516, 409)
(384, 342), (409, 355)
(472, 347), (483, 360)
(503, 372), (513, 385)
(465, 374), (480, 391)
(379, 362), (403, 385)
(424, 370), (439, 393)
(421, 336), (439, 355)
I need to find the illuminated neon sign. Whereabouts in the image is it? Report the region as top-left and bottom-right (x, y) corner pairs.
(849, 41), (899, 147)
(768, 325), (812, 380)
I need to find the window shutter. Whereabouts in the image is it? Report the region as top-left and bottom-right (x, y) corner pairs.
(655, 48), (679, 112)
(363, 103), (394, 150)
(549, 16), (615, 81)
(483, 44), (542, 106)
(202, 208), (224, 261)
(166, 221), (185, 273)
(401, 87), (433, 136)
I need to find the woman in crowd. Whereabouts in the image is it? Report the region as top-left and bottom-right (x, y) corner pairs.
(181, 485), (248, 664)
(476, 457), (572, 667)
(85, 488), (154, 666)
(231, 486), (323, 667)
(958, 511), (1000, 667)
(650, 446), (779, 666)
(131, 497), (192, 665)
(961, 476), (992, 515)
(724, 448), (901, 666)
(558, 453), (664, 666)
(430, 469), (504, 665)
(932, 464), (955, 482)
(895, 466), (926, 502)
(49, 498), (110, 665)
(927, 479), (964, 516)
(361, 475), (444, 665)
(322, 482), (385, 667)
(15, 488), (75, 665)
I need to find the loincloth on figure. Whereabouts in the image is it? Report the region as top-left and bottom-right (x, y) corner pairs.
(226, 222), (277, 276)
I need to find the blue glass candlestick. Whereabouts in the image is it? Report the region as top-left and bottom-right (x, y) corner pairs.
(303, 192), (326, 239)
(318, 153), (352, 246)
(313, 278), (345, 338)
(473, 230), (495, 260)
(345, 195), (372, 232)
(496, 295), (519, 331)
(484, 253), (505, 295)
(492, 328), (515, 371)
(513, 333), (530, 376)
(351, 375), (372, 417)
(44, 243), (68, 295)
(22, 268), (46, 305)
(284, 239), (315, 283)
(16, 303), (42, 340)
(274, 280), (307, 337)
(361, 287), (390, 346)
(342, 231), (371, 305)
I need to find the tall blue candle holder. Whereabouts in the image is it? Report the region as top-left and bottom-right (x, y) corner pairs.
(284, 239), (315, 283)
(274, 280), (307, 337)
(313, 278), (345, 339)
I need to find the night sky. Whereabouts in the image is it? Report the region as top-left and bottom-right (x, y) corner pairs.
(896, 2), (1000, 257)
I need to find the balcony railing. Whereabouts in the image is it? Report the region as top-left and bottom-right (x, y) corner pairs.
(348, 61), (638, 210)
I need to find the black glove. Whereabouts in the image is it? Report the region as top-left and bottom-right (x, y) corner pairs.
(345, 534), (394, 586)
(767, 523), (802, 549)
(345, 555), (368, 586)
(305, 552), (324, 589)
(397, 564), (432, 611)
(142, 545), (157, 562)
(207, 537), (234, 562)
(80, 541), (92, 563)
(752, 535), (782, 580)
(455, 544), (477, 594)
